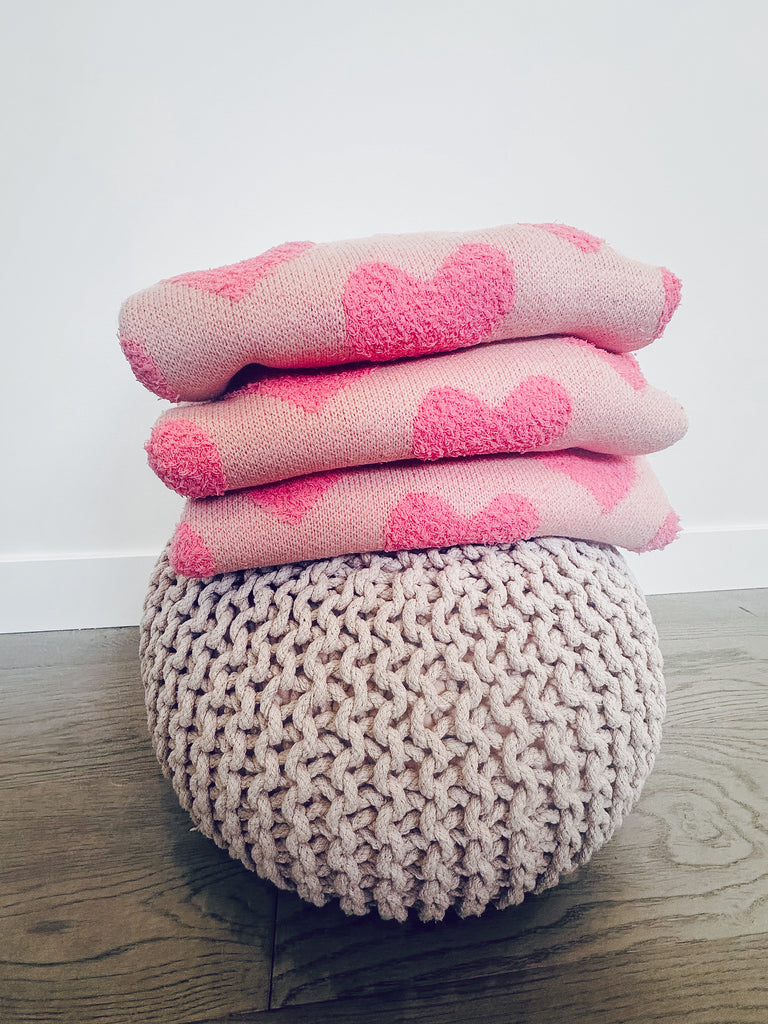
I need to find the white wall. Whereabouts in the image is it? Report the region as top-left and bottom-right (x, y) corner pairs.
(1, 0), (766, 632)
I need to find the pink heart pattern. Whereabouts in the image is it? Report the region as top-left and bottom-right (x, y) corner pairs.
(653, 267), (682, 340)
(249, 365), (374, 413)
(564, 337), (646, 391)
(533, 223), (604, 253)
(343, 243), (516, 361)
(120, 337), (178, 401)
(412, 375), (571, 460)
(248, 471), (339, 524)
(146, 418), (227, 498)
(169, 240), (315, 301)
(169, 522), (215, 578)
(385, 492), (540, 551)
(637, 509), (680, 551)
(535, 451), (636, 512)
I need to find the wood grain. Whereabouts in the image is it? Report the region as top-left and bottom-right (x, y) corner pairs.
(1, 588), (766, 1024)
(0, 628), (276, 1024)
(219, 934), (768, 1024)
(266, 587), (768, 1015)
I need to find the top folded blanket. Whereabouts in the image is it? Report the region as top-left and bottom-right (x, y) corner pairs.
(119, 222), (681, 402)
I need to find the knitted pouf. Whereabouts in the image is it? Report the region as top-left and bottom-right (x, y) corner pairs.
(140, 538), (665, 922)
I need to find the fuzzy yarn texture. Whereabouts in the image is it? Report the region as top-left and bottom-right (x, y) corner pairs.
(169, 450), (679, 576)
(120, 223), (680, 401)
(141, 538), (666, 922)
(146, 337), (687, 498)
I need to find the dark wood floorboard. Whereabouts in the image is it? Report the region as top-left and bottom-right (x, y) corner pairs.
(1, 588), (766, 1023)
(0, 629), (276, 1024)
(217, 934), (768, 1024)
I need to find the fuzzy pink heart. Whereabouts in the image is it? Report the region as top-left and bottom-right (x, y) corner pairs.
(533, 223), (604, 253)
(146, 418), (227, 498)
(385, 492), (540, 551)
(535, 451), (636, 512)
(412, 376), (571, 460)
(564, 337), (646, 391)
(343, 243), (516, 361)
(249, 365), (374, 412)
(120, 337), (178, 401)
(169, 522), (216, 577)
(654, 268), (682, 340)
(636, 510), (680, 552)
(169, 240), (314, 301)
(247, 471), (338, 524)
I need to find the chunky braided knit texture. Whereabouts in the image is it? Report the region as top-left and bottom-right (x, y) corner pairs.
(140, 538), (665, 923)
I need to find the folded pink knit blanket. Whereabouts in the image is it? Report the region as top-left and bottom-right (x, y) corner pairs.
(120, 223), (681, 402)
(147, 336), (687, 497)
(169, 451), (679, 576)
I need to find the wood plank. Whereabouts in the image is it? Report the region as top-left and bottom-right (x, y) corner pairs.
(268, 588), (768, 1011)
(217, 933), (768, 1024)
(2, 589), (766, 1023)
(0, 627), (276, 1024)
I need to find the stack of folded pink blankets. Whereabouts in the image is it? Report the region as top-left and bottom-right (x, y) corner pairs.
(119, 222), (686, 575)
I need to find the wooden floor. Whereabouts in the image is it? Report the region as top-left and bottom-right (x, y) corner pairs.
(1, 588), (766, 1024)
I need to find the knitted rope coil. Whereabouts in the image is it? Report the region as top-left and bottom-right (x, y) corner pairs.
(140, 537), (665, 922)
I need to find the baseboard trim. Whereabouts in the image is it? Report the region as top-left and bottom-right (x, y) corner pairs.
(0, 553), (159, 634)
(623, 525), (768, 600)
(1, 527), (766, 634)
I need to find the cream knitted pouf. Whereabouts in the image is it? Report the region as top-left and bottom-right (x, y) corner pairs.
(140, 538), (665, 922)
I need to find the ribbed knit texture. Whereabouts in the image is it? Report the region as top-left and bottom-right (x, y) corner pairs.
(141, 537), (666, 922)
(120, 223), (681, 402)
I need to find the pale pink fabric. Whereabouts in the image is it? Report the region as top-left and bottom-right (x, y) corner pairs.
(146, 337), (687, 497)
(169, 451), (679, 576)
(120, 224), (681, 401)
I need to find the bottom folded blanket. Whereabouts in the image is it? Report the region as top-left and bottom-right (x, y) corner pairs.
(169, 450), (679, 576)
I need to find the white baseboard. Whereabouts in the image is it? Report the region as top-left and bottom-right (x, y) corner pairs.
(0, 553), (159, 634)
(623, 525), (768, 598)
(1, 527), (766, 634)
